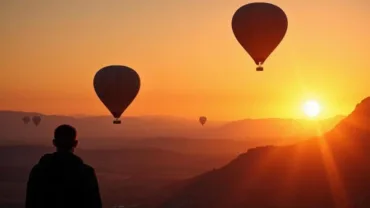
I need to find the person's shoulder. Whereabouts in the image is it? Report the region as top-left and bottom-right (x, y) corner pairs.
(30, 152), (53, 172)
(81, 163), (96, 174)
(32, 153), (51, 170)
(80, 163), (98, 180)
(30, 163), (40, 172)
(28, 163), (43, 178)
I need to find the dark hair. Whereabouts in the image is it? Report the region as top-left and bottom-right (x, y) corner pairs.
(53, 124), (77, 150)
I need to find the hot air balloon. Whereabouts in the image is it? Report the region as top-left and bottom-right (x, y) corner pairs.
(93, 65), (141, 124)
(22, 116), (30, 124)
(199, 116), (207, 126)
(32, 115), (41, 126)
(232, 2), (288, 71)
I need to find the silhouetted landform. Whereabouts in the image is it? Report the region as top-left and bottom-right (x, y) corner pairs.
(0, 145), (231, 208)
(154, 97), (370, 208)
(0, 108), (350, 207)
(0, 110), (343, 144)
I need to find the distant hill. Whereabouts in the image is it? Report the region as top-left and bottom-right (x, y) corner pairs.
(0, 145), (228, 176)
(0, 110), (344, 145)
(156, 97), (370, 208)
(217, 116), (344, 139)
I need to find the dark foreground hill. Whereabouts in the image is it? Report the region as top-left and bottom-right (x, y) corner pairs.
(0, 146), (231, 208)
(156, 97), (370, 208)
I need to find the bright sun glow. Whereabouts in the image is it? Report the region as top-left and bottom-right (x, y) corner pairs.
(302, 100), (321, 118)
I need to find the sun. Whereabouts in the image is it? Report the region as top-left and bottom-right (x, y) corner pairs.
(302, 100), (321, 118)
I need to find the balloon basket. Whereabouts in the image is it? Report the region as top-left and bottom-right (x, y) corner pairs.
(256, 66), (264, 71)
(113, 119), (121, 124)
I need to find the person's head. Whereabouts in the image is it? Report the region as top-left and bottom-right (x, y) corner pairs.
(53, 124), (78, 152)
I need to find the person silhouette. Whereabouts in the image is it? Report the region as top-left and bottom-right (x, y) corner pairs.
(25, 124), (102, 208)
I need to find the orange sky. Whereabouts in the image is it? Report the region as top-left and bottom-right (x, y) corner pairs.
(0, 0), (369, 120)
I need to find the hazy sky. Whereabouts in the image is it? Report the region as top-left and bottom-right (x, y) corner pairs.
(1, 0), (369, 120)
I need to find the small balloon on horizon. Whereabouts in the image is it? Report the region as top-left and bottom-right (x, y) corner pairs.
(199, 116), (207, 126)
(32, 115), (41, 126)
(22, 116), (31, 124)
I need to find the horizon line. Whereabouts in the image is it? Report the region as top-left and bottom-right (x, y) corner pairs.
(0, 109), (346, 121)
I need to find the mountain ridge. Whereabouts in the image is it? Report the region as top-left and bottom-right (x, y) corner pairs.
(155, 97), (370, 208)
(0, 110), (344, 142)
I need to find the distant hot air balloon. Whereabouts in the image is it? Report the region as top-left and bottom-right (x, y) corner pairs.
(93, 65), (141, 124)
(32, 115), (41, 126)
(22, 116), (30, 124)
(232, 2), (288, 71)
(199, 116), (207, 126)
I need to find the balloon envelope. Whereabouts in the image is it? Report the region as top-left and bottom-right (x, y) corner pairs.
(22, 116), (30, 124)
(199, 116), (207, 126)
(32, 116), (41, 126)
(93, 65), (141, 122)
(232, 2), (288, 68)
